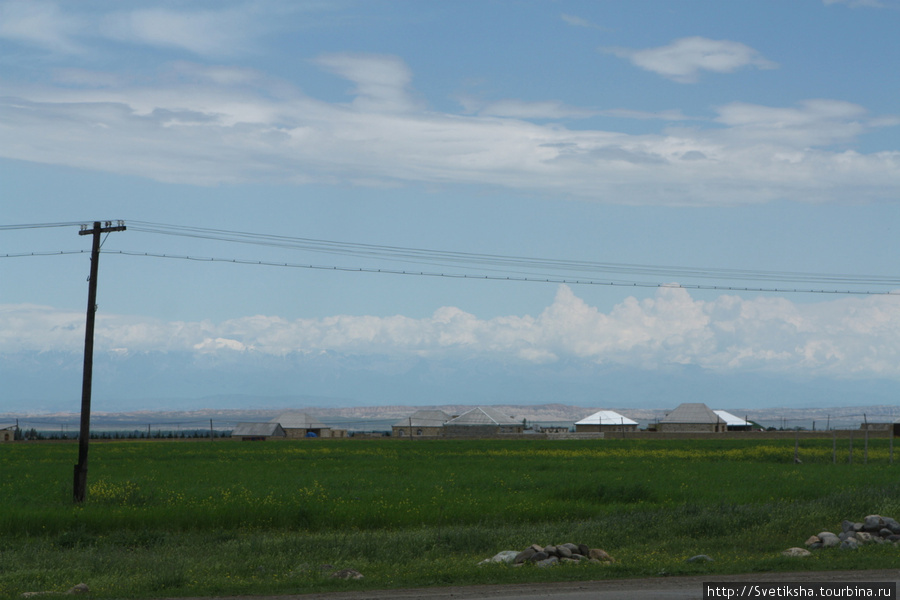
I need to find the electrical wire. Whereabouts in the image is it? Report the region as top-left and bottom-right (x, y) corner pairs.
(3, 248), (899, 295)
(0, 221), (88, 230)
(4, 220), (900, 295)
(102, 249), (900, 296)
(125, 220), (900, 288)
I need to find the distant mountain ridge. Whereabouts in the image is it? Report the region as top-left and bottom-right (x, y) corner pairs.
(3, 401), (896, 431)
(6, 349), (900, 414)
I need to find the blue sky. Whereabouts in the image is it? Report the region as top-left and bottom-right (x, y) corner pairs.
(2, 0), (900, 413)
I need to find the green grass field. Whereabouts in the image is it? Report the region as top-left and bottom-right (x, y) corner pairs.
(1, 437), (898, 598)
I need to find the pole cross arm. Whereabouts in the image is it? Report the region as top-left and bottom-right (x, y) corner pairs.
(78, 220), (126, 235)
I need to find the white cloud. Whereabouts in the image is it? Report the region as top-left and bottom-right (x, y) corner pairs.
(312, 53), (422, 113)
(193, 337), (247, 352)
(467, 98), (596, 120)
(0, 0), (84, 53)
(0, 1), (273, 57)
(714, 99), (872, 146)
(560, 13), (607, 30)
(599, 108), (696, 122)
(99, 7), (255, 56)
(0, 54), (897, 205)
(604, 36), (778, 83)
(5, 285), (900, 379)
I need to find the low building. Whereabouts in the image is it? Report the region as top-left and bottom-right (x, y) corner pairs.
(575, 410), (638, 433)
(1, 424), (16, 442)
(231, 422), (286, 441)
(271, 412), (344, 438)
(443, 407), (524, 437)
(658, 403), (727, 433)
(392, 410), (451, 438)
(861, 422), (893, 431)
(539, 425), (571, 434)
(714, 410), (753, 431)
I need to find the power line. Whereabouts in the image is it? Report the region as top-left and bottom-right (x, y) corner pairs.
(5, 220), (900, 294)
(3, 247), (899, 296)
(1, 250), (88, 258)
(98, 249), (900, 296)
(0, 221), (92, 230)
(124, 221), (900, 288)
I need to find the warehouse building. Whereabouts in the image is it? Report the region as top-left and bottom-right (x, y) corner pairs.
(270, 412), (347, 438)
(714, 410), (753, 431)
(231, 422), (286, 441)
(658, 403), (727, 433)
(1, 424), (16, 442)
(443, 407), (524, 437)
(574, 410), (639, 433)
(392, 409), (451, 438)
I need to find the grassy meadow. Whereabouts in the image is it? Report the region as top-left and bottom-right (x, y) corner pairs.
(1, 437), (899, 598)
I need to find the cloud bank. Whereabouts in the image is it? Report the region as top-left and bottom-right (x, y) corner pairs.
(0, 1), (898, 207)
(5, 286), (900, 380)
(1, 53), (897, 205)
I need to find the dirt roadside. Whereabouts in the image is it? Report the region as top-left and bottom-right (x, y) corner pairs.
(170, 569), (900, 600)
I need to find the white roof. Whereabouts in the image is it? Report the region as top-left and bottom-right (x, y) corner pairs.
(575, 410), (638, 426)
(445, 406), (520, 426)
(713, 410), (751, 427)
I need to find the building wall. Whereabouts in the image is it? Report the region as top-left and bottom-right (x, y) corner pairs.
(1, 429), (14, 442)
(282, 427), (346, 439)
(658, 422), (726, 433)
(443, 425), (524, 437)
(575, 424), (637, 433)
(284, 428), (327, 439)
(862, 423), (892, 431)
(392, 426), (444, 438)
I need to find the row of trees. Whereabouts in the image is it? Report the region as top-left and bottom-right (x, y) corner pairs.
(16, 428), (231, 441)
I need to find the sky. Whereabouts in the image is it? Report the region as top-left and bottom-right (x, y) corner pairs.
(2, 0), (900, 414)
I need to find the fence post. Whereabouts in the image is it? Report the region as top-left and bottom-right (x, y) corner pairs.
(864, 430), (869, 465)
(863, 414), (868, 465)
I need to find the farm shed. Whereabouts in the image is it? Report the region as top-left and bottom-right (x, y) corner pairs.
(575, 410), (638, 433)
(271, 412), (345, 438)
(539, 425), (571, 433)
(1, 424), (16, 442)
(392, 410), (451, 438)
(658, 403), (727, 433)
(231, 422), (286, 441)
(713, 410), (752, 431)
(861, 422), (895, 435)
(443, 407), (524, 437)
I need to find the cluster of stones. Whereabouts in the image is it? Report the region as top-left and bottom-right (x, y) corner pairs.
(805, 515), (900, 551)
(21, 583), (90, 598)
(313, 564), (364, 580)
(480, 543), (615, 568)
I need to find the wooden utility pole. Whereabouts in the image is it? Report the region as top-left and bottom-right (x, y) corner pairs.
(73, 221), (126, 503)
